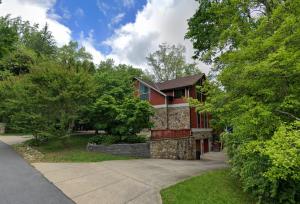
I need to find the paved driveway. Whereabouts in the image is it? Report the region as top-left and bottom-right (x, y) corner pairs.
(0, 141), (74, 204)
(33, 155), (227, 204)
(0, 135), (32, 145)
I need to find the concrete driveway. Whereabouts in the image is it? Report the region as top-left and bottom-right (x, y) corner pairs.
(0, 135), (32, 145)
(33, 155), (227, 204)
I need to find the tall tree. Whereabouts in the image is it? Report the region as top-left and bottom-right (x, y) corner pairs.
(146, 43), (201, 82)
(187, 0), (300, 203)
(1, 62), (95, 140)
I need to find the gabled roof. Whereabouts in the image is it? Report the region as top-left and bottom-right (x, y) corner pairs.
(134, 77), (167, 96)
(155, 74), (204, 91)
(134, 74), (205, 95)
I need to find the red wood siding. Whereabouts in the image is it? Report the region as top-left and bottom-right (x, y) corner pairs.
(189, 86), (196, 98)
(169, 97), (187, 104)
(134, 80), (165, 105)
(190, 107), (197, 128)
(150, 89), (165, 105)
(151, 129), (191, 140)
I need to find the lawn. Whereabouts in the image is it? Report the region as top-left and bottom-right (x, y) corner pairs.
(161, 169), (255, 204)
(14, 134), (132, 163)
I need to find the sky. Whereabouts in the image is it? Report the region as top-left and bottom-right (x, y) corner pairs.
(0, 0), (210, 73)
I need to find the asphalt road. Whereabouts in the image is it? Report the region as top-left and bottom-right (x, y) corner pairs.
(0, 141), (74, 204)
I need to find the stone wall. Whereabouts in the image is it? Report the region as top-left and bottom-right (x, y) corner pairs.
(192, 131), (212, 139)
(150, 137), (194, 159)
(151, 106), (190, 130)
(0, 123), (6, 134)
(87, 143), (150, 158)
(168, 107), (190, 129)
(151, 108), (167, 129)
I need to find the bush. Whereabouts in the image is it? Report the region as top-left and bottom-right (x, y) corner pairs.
(122, 135), (147, 143)
(88, 135), (120, 145)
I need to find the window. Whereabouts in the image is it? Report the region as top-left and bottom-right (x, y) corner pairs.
(139, 84), (149, 100)
(174, 89), (185, 98)
(197, 112), (209, 128)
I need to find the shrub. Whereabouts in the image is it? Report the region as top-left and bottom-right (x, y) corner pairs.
(122, 135), (147, 143)
(88, 135), (120, 145)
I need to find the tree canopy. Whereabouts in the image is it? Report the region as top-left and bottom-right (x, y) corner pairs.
(146, 43), (201, 82)
(0, 16), (153, 143)
(187, 0), (300, 203)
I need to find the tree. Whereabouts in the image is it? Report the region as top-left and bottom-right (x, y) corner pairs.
(146, 43), (201, 82)
(187, 0), (300, 203)
(0, 16), (18, 59)
(1, 62), (95, 141)
(88, 60), (153, 136)
(57, 41), (94, 72)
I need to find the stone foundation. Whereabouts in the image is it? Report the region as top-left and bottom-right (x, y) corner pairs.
(150, 137), (193, 160)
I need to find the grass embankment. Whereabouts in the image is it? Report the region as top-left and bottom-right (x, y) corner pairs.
(161, 169), (255, 204)
(14, 134), (132, 163)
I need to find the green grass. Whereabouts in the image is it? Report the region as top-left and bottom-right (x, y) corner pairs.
(161, 169), (255, 204)
(18, 134), (132, 162)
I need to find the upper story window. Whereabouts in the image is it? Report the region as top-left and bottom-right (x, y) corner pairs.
(174, 88), (185, 98)
(139, 83), (149, 100)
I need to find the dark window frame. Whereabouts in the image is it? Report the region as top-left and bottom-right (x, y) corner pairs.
(174, 88), (185, 98)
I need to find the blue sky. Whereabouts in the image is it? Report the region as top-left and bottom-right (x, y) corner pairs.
(53, 0), (147, 54)
(0, 0), (210, 73)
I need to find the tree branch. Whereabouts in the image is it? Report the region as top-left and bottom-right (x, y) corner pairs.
(275, 110), (300, 121)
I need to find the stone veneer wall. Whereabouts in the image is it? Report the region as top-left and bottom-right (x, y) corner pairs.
(151, 108), (167, 129)
(168, 107), (190, 129)
(192, 131), (212, 139)
(87, 143), (150, 158)
(151, 106), (190, 130)
(150, 137), (194, 160)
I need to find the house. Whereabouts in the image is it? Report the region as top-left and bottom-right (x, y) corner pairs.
(134, 74), (212, 160)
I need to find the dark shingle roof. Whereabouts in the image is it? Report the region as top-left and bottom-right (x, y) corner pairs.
(155, 74), (204, 90)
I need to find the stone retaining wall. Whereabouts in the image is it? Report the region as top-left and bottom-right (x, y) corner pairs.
(150, 137), (194, 160)
(87, 143), (150, 158)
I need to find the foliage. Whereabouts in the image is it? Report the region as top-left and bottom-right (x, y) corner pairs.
(1, 63), (95, 141)
(146, 43), (201, 82)
(187, 0), (300, 203)
(161, 169), (255, 204)
(0, 15), (153, 149)
(89, 60), (154, 136)
(57, 41), (95, 72)
(89, 135), (121, 145)
(0, 16), (58, 78)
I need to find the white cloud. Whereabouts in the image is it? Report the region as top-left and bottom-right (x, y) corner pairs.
(0, 0), (71, 47)
(122, 0), (134, 8)
(96, 0), (109, 16)
(105, 0), (210, 73)
(79, 30), (105, 64)
(75, 8), (84, 17)
(108, 12), (125, 28)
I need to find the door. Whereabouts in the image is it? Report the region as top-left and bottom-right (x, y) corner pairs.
(196, 140), (201, 160)
(203, 139), (209, 153)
